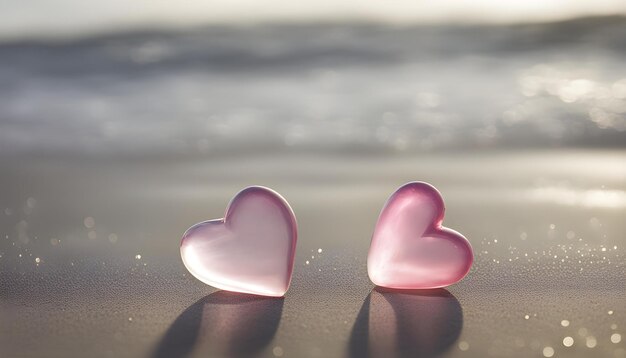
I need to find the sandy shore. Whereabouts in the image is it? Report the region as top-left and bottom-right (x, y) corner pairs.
(0, 149), (624, 357)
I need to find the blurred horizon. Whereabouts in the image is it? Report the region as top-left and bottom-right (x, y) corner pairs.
(2, 0), (626, 41)
(1, 15), (625, 159)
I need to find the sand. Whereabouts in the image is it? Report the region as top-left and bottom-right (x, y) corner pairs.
(0, 149), (624, 357)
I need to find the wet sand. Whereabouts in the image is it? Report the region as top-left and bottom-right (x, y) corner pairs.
(0, 149), (624, 357)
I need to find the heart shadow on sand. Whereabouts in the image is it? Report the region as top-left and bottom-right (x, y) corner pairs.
(152, 290), (283, 358)
(349, 287), (463, 358)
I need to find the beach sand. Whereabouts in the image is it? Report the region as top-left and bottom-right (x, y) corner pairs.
(0, 150), (624, 357)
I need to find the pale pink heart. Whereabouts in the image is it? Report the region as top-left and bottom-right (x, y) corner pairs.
(180, 186), (297, 297)
(368, 182), (473, 289)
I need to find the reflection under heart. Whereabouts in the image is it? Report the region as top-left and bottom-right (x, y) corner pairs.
(153, 291), (283, 358)
(349, 287), (463, 358)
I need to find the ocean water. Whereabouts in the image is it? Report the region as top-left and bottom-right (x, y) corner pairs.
(1, 16), (625, 158)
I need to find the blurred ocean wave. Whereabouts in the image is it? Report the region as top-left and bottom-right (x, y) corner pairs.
(1, 16), (625, 157)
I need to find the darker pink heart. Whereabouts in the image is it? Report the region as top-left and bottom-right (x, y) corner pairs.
(180, 186), (297, 297)
(368, 182), (473, 289)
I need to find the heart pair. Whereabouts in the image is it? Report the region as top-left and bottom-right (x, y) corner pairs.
(180, 182), (474, 297)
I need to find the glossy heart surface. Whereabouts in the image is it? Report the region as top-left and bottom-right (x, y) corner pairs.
(181, 186), (297, 297)
(368, 182), (473, 289)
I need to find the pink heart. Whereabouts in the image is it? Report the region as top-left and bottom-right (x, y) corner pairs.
(367, 182), (473, 289)
(180, 186), (297, 297)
